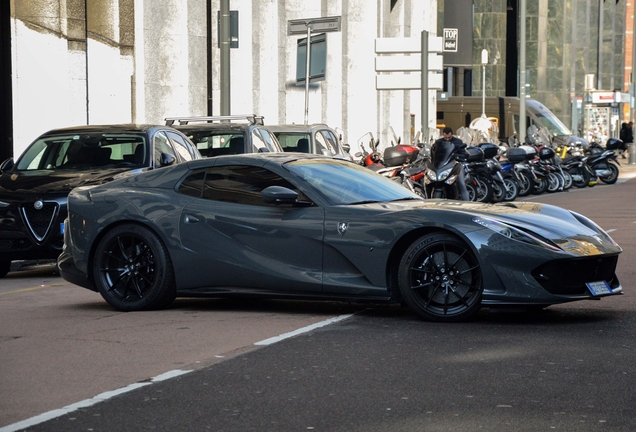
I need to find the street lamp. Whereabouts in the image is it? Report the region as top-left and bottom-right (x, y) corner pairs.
(481, 49), (488, 118)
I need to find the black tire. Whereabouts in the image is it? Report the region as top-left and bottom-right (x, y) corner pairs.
(569, 166), (589, 188)
(516, 170), (535, 196)
(546, 172), (561, 193)
(502, 177), (519, 201)
(532, 175), (548, 194)
(0, 260), (10, 278)
(598, 163), (619, 184)
(490, 180), (505, 203)
(474, 176), (493, 202)
(398, 233), (483, 322)
(465, 181), (477, 201)
(412, 183), (426, 198)
(92, 224), (176, 311)
(560, 170), (573, 190)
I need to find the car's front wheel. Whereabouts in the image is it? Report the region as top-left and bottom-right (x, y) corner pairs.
(92, 224), (176, 311)
(398, 233), (483, 322)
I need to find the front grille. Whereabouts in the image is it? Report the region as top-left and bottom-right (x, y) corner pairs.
(532, 255), (620, 295)
(20, 202), (59, 242)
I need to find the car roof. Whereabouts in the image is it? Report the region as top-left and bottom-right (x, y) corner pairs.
(38, 124), (170, 136)
(267, 124), (333, 133)
(171, 123), (253, 133)
(184, 151), (335, 169)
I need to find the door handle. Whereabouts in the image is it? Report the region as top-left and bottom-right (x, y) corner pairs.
(184, 215), (200, 223)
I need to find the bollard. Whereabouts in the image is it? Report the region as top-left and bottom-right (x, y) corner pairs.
(630, 143), (636, 165)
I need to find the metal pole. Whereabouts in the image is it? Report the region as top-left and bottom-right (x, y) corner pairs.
(304, 25), (311, 125)
(481, 49), (488, 118)
(220, 0), (230, 116)
(519, 0), (527, 143)
(632, 0), (636, 122)
(421, 30), (428, 142)
(597, 0), (604, 90)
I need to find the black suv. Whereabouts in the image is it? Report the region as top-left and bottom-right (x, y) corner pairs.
(267, 124), (352, 160)
(0, 124), (201, 277)
(166, 115), (283, 157)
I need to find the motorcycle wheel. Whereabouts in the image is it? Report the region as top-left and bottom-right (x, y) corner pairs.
(516, 171), (535, 197)
(598, 163), (619, 184)
(490, 181), (505, 203)
(474, 177), (493, 203)
(569, 167), (590, 188)
(412, 183), (426, 198)
(465, 181), (477, 201)
(502, 177), (519, 201)
(546, 172), (561, 193)
(560, 170), (573, 190)
(532, 176), (549, 195)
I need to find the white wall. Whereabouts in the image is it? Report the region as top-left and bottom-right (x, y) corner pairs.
(10, 0), (437, 158)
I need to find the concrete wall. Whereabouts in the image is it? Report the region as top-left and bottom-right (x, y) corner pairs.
(9, 0), (436, 158)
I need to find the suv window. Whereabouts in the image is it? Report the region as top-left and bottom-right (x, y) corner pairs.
(188, 131), (246, 157)
(178, 165), (310, 207)
(315, 132), (335, 156)
(167, 131), (198, 160)
(275, 133), (311, 152)
(154, 131), (177, 166)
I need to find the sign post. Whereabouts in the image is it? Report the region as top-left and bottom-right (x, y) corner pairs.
(288, 16), (341, 125)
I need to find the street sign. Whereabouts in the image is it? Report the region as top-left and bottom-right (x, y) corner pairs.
(443, 28), (458, 52)
(288, 16), (341, 35)
(375, 73), (443, 90)
(374, 36), (443, 54)
(375, 54), (443, 72)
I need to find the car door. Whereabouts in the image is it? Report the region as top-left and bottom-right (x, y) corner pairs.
(178, 162), (325, 293)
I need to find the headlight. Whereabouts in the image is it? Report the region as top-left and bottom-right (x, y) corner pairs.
(426, 170), (438, 181)
(473, 216), (564, 252)
(569, 211), (619, 246)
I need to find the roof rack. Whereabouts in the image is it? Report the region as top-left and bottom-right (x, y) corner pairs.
(165, 115), (265, 126)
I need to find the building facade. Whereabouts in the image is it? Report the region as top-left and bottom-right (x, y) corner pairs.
(2, 0), (437, 161)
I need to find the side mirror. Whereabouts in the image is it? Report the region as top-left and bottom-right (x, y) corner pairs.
(258, 147), (271, 153)
(262, 186), (298, 204)
(160, 153), (176, 167)
(342, 143), (351, 153)
(1, 158), (15, 173)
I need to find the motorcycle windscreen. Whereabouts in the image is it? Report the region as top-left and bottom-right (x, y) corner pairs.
(430, 141), (456, 167)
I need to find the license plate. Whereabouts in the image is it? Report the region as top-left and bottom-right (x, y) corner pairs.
(60, 222), (65, 234)
(586, 281), (613, 296)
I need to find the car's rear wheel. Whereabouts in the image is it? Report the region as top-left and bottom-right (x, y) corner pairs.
(92, 224), (176, 311)
(398, 233), (483, 322)
(0, 260), (10, 278)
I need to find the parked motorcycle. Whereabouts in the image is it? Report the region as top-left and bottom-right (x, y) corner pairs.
(586, 141), (621, 184)
(424, 139), (464, 199)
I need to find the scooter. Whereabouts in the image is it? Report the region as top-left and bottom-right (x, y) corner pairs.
(424, 140), (464, 199)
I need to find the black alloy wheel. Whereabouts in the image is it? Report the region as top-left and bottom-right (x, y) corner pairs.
(92, 224), (176, 311)
(398, 233), (483, 322)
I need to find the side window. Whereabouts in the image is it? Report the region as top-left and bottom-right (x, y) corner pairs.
(314, 132), (332, 155)
(177, 169), (206, 198)
(154, 131), (176, 166)
(167, 131), (197, 161)
(318, 130), (338, 155)
(251, 129), (268, 152)
(255, 128), (280, 152)
(202, 165), (311, 207)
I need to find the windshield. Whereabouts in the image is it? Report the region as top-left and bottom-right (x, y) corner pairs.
(275, 133), (311, 153)
(285, 159), (420, 205)
(15, 133), (147, 171)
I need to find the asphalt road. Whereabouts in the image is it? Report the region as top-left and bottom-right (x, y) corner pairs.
(2, 162), (636, 432)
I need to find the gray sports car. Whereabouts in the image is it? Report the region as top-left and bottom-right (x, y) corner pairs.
(58, 153), (622, 322)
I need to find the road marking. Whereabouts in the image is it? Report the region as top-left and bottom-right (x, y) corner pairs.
(0, 314), (356, 431)
(254, 313), (356, 346)
(0, 370), (192, 432)
(0, 283), (65, 296)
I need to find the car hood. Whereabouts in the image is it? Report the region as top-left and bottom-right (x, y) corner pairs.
(0, 168), (145, 198)
(375, 199), (621, 256)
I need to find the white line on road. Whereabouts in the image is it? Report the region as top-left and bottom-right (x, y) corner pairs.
(254, 313), (356, 345)
(1, 314), (356, 431)
(0, 370), (192, 432)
